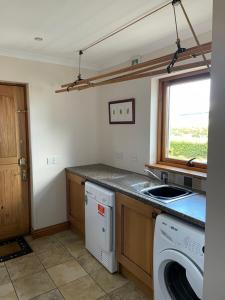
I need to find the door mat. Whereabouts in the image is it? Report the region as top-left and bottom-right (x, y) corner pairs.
(0, 236), (32, 262)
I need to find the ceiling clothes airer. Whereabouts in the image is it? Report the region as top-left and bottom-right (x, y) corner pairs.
(61, 0), (172, 91)
(55, 0), (211, 93)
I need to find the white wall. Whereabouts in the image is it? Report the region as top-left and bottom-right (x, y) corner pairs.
(98, 33), (212, 174)
(98, 78), (151, 174)
(203, 1), (225, 299)
(0, 55), (100, 230)
(0, 32), (212, 230)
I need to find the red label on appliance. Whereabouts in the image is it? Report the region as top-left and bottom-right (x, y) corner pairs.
(98, 204), (105, 216)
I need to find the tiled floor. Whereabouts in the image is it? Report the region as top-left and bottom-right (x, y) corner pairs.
(0, 230), (151, 300)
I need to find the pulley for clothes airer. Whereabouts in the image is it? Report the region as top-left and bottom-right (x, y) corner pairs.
(67, 49), (85, 91)
(172, 0), (181, 6)
(167, 0), (186, 73)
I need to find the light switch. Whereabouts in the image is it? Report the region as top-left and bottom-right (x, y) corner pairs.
(47, 156), (57, 165)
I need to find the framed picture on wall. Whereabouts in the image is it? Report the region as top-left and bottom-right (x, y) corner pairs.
(108, 98), (135, 124)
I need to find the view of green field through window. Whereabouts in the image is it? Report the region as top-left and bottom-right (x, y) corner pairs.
(167, 77), (210, 163)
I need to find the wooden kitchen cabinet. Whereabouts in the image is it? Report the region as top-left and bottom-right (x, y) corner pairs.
(66, 172), (85, 238)
(116, 192), (160, 290)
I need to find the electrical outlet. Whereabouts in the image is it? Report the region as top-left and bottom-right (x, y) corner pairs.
(184, 176), (193, 188)
(47, 156), (58, 165)
(130, 153), (138, 162)
(131, 55), (141, 66)
(114, 152), (123, 160)
(174, 174), (184, 186)
(192, 178), (202, 191)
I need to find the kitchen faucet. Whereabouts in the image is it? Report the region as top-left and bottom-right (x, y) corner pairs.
(144, 168), (168, 184)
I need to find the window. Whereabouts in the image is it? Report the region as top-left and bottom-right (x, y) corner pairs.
(157, 70), (210, 172)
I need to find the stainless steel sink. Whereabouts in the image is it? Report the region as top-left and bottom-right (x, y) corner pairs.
(131, 181), (153, 190)
(140, 185), (194, 203)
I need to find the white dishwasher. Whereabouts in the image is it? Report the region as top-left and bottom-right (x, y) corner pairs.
(85, 181), (117, 273)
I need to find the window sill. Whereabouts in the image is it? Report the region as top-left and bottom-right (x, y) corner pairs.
(146, 163), (207, 179)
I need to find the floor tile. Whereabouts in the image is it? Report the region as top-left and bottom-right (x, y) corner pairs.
(47, 259), (87, 287)
(91, 268), (128, 293)
(96, 296), (111, 300)
(13, 270), (55, 300)
(59, 274), (105, 300)
(64, 240), (87, 259)
(0, 282), (18, 300)
(37, 243), (72, 269)
(53, 230), (80, 243)
(6, 253), (44, 280)
(29, 236), (58, 254)
(109, 282), (151, 300)
(31, 289), (63, 300)
(77, 252), (102, 274)
(0, 263), (11, 285)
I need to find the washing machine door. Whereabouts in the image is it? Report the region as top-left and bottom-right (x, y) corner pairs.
(157, 249), (203, 300)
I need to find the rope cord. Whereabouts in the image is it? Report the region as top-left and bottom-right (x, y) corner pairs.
(179, 1), (210, 71)
(78, 50), (83, 80)
(173, 4), (179, 41)
(72, 1), (172, 85)
(80, 1), (172, 52)
(167, 1), (186, 73)
(68, 0), (209, 89)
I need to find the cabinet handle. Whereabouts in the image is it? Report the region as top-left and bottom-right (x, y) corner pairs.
(152, 212), (158, 219)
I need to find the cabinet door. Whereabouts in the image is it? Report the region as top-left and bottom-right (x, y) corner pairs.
(116, 192), (160, 289)
(66, 172), (85, 237)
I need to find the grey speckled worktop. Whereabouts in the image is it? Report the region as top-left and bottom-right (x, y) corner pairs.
(66, 164), (206, 228)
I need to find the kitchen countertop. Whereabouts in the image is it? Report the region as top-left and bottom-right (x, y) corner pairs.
(66, 164), (206, 228)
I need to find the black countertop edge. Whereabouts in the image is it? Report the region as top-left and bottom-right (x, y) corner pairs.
(66, 164), (205, 229)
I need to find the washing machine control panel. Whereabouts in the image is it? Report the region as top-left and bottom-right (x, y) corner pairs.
(183, 236), (204, 256)
(159, 217), (205, 264)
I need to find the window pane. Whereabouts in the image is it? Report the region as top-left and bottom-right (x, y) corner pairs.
(166, 78), (210, 163)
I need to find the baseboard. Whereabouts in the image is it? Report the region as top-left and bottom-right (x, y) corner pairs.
(31, 222), (70, 239)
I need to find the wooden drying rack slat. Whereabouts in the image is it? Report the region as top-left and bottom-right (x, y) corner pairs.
(55, 42), (211, 93)
(60, 42), (211, 87)
(56, 60), (210, 93)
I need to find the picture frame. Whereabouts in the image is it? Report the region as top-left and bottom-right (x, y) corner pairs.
(108, 98), (135, 124)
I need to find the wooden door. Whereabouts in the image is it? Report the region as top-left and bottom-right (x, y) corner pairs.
(66, 172), (85, 238)
(0, 84), (30, 240)
(116, 192), (160, 289)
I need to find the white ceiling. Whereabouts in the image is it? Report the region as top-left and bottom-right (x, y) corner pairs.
(0, 0), (212, 70)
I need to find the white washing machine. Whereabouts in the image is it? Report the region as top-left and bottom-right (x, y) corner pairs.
(154, 214), (205, 300)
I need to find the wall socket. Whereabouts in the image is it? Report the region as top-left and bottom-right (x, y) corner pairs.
(114, 151), (123, 160)
(47, 156), (58, 165)
(130, 153), (138, 162)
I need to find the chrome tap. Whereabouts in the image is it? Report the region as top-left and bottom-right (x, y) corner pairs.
(144, 168), (168, 184)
